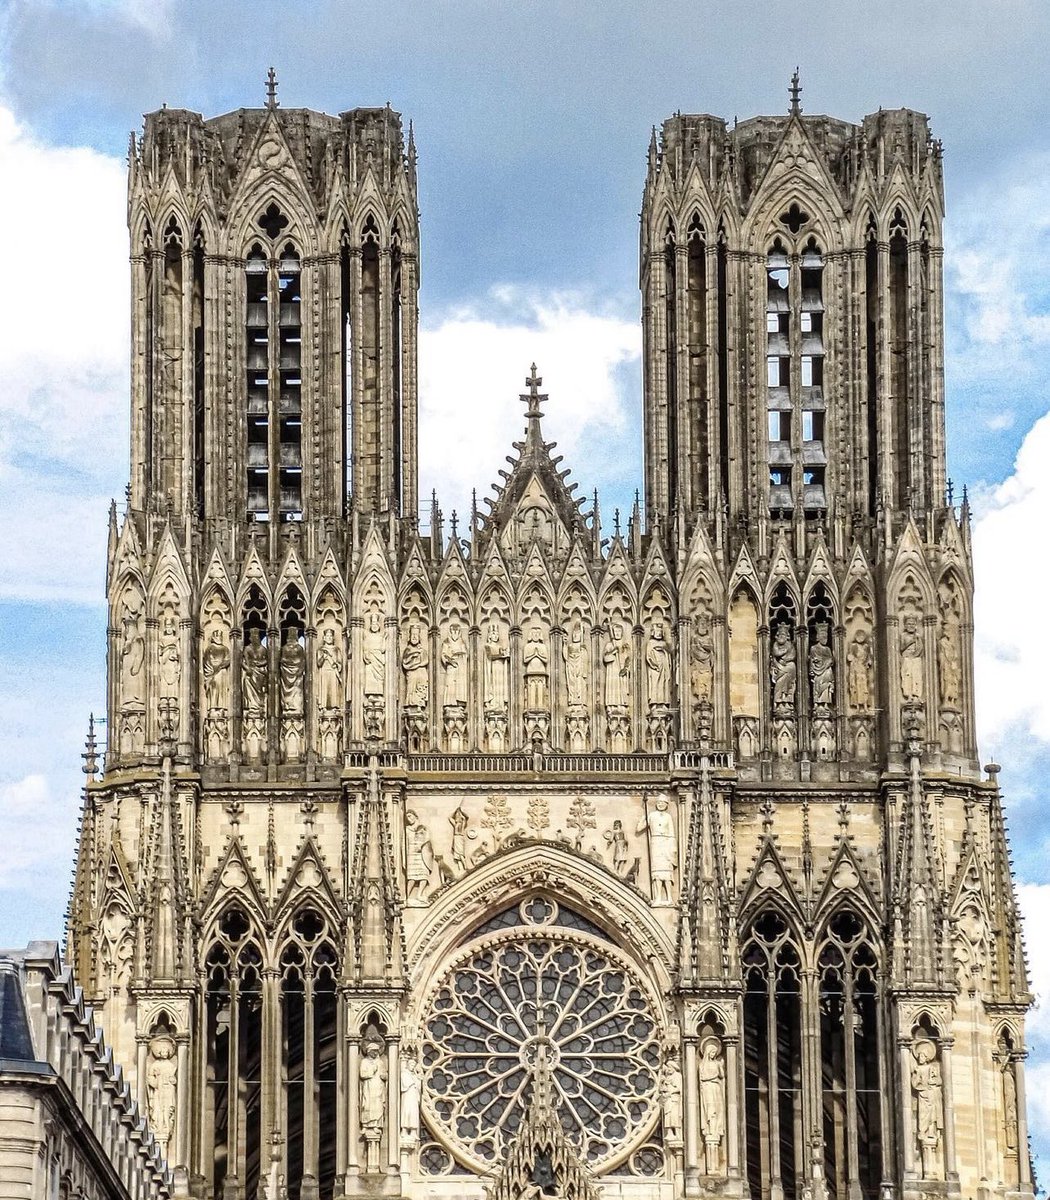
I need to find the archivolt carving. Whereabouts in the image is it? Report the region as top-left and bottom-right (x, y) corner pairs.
(406, 844), (676, 986)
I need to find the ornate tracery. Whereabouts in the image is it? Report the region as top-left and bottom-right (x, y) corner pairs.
(419, 897), (664, 1176)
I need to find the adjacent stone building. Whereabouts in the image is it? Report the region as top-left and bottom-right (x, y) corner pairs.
(0, 942), (171, 1200)
(62, 78), (1034, 1199)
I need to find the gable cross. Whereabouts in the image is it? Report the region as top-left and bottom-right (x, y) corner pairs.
(266, 67), (279, 110)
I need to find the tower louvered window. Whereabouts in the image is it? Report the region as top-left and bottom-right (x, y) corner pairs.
(245, 232), (303, 520)
(766, 236), (827, 513)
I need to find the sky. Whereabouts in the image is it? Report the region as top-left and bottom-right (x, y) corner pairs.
(2, 0), (1050, 1172)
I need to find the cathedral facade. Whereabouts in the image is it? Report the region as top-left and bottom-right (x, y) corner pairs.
(65, 84), (1034, 1200)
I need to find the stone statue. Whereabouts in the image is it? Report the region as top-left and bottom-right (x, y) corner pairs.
(660, 1053), (683, 1144)
(900, 616), (925, 704)
(449, 805), (473, 874)
(690, 616), (714, 703)
(770, 621), (796, 709)
(637, 794), (676, 904)
(363, 610), (386, 698)
(241, 628), (268, 717)
(603, 819), (630, 877)
(698, 1036), (726, 1174)
(400, 1053), (422, 1141)
(483, 619), (510, 712)
(146, 1034), (178, 1156)
(563, 617), (590, 708)
(523, 625), (549, 710)
(279, 629), (305, 717)
(401, 620), (429, 707)
(808, 621), (834, 707)
(119, 592), (145, 703)
(202, 629), (231, 712)
(360, 1039), (387, 1172)
(846, 629), (873, 712)
(158, 612), (181, 699)
(404, 809), (434, 901)
(1002, 1055), (1019, 1153)
(646, 620), (672, 706)
(316, 628), (344, 710)
(939, 625), (961, 709)
(911, 1039), (943, 1177)
(440, 622), (468, 707)
(603, 621), (631, 711)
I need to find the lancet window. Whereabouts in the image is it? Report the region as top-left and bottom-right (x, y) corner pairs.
(245, 224), (303, 521)
(205, 906), (264, 1199)
(742, 909), (884, 1200)
(280, 908), (339, 1200)
(766, 236), (827, 513)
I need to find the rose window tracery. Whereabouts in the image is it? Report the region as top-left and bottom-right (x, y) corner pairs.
(420, 898), (663, 1173)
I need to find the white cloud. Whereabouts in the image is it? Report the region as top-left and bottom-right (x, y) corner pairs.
(418, 289), (641, 527)
(0, 774), (77, 889)
(973, 410), (1050, 746)
(0, 105), (128, 603)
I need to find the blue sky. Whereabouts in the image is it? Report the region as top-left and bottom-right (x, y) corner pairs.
(3, 0), (1050, 1169)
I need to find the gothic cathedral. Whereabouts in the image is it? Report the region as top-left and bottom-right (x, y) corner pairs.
(66, 83), (1033, 1200)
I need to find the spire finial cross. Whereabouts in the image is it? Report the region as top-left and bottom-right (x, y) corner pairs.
(266, 67), (279, 110)
(789, 68), (802, 116)
(520, 363), (547, 423)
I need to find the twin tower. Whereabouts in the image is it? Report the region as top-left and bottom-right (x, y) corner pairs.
(66, 85), (1032, 1200)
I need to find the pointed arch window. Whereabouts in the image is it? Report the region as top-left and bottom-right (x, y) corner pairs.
(205, 906), (264, 1200)
(280, 907), (339, 1200)
(766, 236), (827, 513)
(817, 910), (882, 1200)
(244, 226), (302, 521)
(743, 910), (803, 1200)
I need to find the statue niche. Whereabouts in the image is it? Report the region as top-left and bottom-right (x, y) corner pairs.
(278, 586), (307, 762)
(400, 599), (430, 751)
(643, 590), (674, 751)
(438, 594), (469, 751)
(481, 598), (510, 751)
(602, 599), (632, 752)
(314, 588), (345, 761)
(240, 584), (269, 764)
(200, 590), (232, 763)
(116, 581), (146, 756)
(561, 588), (593, 752)
(155, 588), (183, 747)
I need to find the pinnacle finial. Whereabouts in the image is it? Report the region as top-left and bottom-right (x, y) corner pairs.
(266, 67), (279, 110)
(789, 68), (802, 116)
(520, 364), (548, 438)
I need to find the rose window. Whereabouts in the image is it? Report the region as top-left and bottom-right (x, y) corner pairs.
(420, 897), (663, 1173)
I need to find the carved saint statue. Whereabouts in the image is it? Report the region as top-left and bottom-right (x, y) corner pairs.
(808, 621), (834, 708)
(119, 592), (145, 703)
(1002, 1055), (1019, 1153)
(646, 620), (672, 706)
(939, 625), (961, 709)
(690, 616), (715, 703)
(279, 628), (305, 717)
(603, 819), (630, 877)
(400, 1054), (422, 1142)
(846, 629), (873, 712)
(440, 622), (468, 707)
(401, 620), (429, 708)
(603, 621), (631, 711)
(158, 612), (181, 699)
(523, 625), (549, 710)
(637, 794), (676, 904)
(362, 610), (386, 699)
(202, 629), (231, 712)
(360, 1039), (387, 1170)
(900, 616), (925, 704)
(316, 628), (344, 710)
(241, 628), (268, 717)
(911, 1039), (943, 1177)
(146, 1035), (178, 1156)
(404, 809), (434, 901)
(698, 1036), (726, 1173)
(483, 619), (510, 712)
(449, 805), (471, 875)
(660, 1053), (683, 1144)
(563, 617), (590, 708)
(770, 621), (796, 709)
